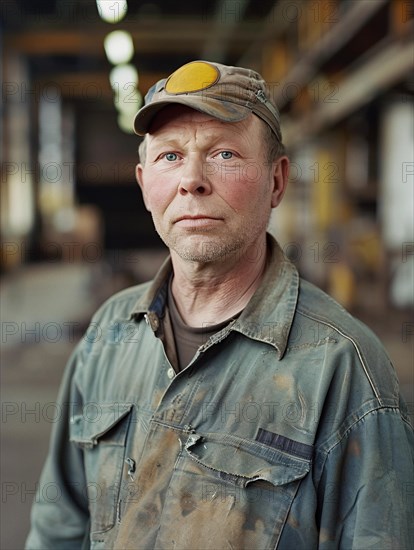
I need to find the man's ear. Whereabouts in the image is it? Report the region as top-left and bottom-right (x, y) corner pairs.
(271, 156), (290, 208)
(136, 164), (150, 211)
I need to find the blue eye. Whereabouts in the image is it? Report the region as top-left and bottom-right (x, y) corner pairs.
(165, 153), (178, 161)
(220, 151), (233, 159)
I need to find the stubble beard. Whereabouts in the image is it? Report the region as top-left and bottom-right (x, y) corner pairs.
(154, 211), (271, 264)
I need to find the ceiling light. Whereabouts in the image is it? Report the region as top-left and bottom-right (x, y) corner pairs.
(109, 64), (139, 93)
(96, 0), (128, 24)
(117, 111), (134, 134)
(104, 30), (134, 65)
(115, 88), (143, 114)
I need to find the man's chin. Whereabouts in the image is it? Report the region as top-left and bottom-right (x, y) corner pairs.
(171, 238), (245, 264)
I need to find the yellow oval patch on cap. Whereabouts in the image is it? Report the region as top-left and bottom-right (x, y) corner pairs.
(165, 61), (220, 94)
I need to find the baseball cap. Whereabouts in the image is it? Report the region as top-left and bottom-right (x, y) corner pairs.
(133, 60), (282, 142)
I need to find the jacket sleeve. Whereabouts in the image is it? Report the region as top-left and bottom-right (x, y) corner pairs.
(317, 406), (414, 549)
(25, 343), (90, 550)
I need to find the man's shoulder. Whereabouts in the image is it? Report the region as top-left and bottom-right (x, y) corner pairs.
(293, 277), (400, 406)
(297, 279), (385, 354)
(295, 278), (376, 341)
(91, 280), (153, 323)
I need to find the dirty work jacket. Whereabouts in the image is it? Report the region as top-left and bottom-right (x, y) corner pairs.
(26, 235), (413, 550)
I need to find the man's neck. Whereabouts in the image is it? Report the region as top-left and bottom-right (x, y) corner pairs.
(170, 236), (268, 327)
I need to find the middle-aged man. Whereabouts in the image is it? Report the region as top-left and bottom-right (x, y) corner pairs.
(26, 61), (413, 549)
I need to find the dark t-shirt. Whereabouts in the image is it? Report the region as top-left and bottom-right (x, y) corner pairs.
(164, 276), (241, 371)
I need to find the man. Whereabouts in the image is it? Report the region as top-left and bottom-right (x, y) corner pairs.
(26, 61), (413, 549)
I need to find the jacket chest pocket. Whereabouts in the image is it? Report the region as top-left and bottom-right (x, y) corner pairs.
(158, 431), (311, 550)
(69, 403), (133, 538)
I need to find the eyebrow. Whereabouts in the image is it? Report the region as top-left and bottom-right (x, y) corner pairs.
(149, 136), (182, 148)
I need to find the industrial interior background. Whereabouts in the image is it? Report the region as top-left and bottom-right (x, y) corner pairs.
(1, 0), (413, 548)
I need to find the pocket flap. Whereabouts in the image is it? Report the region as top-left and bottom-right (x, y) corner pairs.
(185, 432), (310, 487)
(70, 403), (133, 447)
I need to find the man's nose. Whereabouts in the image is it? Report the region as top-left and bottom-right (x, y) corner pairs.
(178, 157), (212, 196)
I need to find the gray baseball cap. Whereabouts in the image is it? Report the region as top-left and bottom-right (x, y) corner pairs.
(133, 60), (282, 142)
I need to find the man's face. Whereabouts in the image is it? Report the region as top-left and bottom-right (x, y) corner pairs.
(136, 105), (288, 264)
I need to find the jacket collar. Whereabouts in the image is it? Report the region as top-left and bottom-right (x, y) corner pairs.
(130, 234), (299, 360)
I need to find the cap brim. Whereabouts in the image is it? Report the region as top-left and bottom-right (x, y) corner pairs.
(133, 95), (252, 136)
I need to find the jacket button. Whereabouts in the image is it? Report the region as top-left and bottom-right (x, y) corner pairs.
(167, 367), (175, 379)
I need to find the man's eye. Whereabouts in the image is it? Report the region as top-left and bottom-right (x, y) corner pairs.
(219, 151), (233, 160)
(164, 153), (178, 161)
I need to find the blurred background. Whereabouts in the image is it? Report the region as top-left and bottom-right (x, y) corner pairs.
(1, 0), (413, 547)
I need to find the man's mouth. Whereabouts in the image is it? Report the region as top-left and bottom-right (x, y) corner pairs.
(175, 215), (220, 222)
(174, 215), (223, 227)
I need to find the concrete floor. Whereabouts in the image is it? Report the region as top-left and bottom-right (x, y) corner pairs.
(1, 263), (413, 550)
(1, 263), (100, 550)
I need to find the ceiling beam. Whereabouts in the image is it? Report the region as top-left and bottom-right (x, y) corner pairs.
(283, 35), (414, 147)
(5, 19), (264, 57)
(34, 71), (166, 99)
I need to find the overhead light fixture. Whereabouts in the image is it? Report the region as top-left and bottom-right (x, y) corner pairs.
(115, 88), (143, 114)
(104, 30), (134, 65)
(109, 64), (138, 92)
(117, 111), (135, 134)
(96, 0), (128, 24)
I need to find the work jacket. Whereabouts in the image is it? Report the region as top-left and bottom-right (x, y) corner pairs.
(26, 235), (413, 549)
